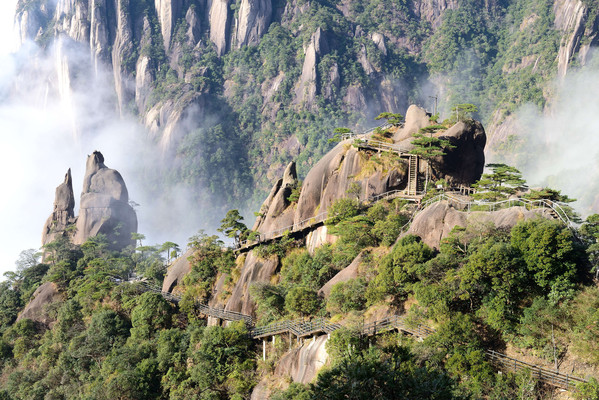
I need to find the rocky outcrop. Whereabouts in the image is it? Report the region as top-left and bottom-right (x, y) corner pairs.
(162, 248), (193, 293)
(405, 201), (557, 249)
(412, 0), (459, 29)
(111, 0), (135, 114)
(136, 17), (155, 112)
(74, 151), (137, 250)
(224, 251), (279, 316)
(554, 0), (588, 77)
(42, 169), (76, 247)
(253, 162), (297, 234)
(319, 252), (363, 298)
(305, 225), (337, 254)
(434, 120), (487, 186)
(17, 282), (62, 326)
(210, 0), (232, 56)
(251, 335), (329, 398)
(295, 28), (328, 106)
(155, 0), (182, 51)
(236, 0), (272, 48)
(90, 0), (111, 72)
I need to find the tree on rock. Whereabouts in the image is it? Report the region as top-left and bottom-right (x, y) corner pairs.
(451, 103), (478, 122)
(409, 126), (454, 192)
(473, 163), (526, 202)
(375, 112), (404, 127)
(218, 209), (248, 246)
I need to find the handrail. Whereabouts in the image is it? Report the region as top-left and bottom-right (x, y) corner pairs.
(116, 275), (589, 391)
(420, 194), (573, 227)
(237, 192), (573, 252)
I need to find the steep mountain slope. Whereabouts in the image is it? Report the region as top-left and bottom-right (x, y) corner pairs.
(11, 0), (599, 225)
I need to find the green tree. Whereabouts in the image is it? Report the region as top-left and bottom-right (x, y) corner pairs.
(409, 130), (455, 191)
(450, 103), (478, 122)
(375, 112), (404, 127)
(473, 163), (527, 202)
(285, 286), (321, 316)
(218, 209), (248, 246)
(511, 219), (580, 301)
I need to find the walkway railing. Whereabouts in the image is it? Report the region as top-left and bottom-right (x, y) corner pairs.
(421, 194), (574, 226)
(124, 277), (589, 391)
(485, 350), (587, 391)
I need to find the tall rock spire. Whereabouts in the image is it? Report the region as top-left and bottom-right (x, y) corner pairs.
(41, 169), (76, 247)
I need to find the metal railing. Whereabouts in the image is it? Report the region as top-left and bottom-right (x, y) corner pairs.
(340, 123), (392, 140)
(124, 276), (589, 391)
(361, 315), (435, 338)
(485, 350), (588, 391)
(251, 318), (342, 339)
(420, 194), (574, 226)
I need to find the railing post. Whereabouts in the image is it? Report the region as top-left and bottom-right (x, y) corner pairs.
(263, 340), (266, 361)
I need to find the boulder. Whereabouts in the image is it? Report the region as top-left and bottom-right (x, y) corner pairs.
(74, 151), (137, 250)
(42, 169), (76, 247)
(225, 251), (279, 316)
(162, 248), (193, 293)
(319, 252), (363, 298)
(405, 201), (557, 249)
(17, 282), (62, 326)
(436, 120), (486, 186)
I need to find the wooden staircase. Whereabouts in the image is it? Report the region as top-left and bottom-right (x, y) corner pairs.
(406, 155), (419, 196)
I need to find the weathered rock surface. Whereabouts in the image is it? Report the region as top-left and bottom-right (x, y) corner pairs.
(295, 28), (328, 106)
(554, 0), (587, 77)
(17, 282), (62, 326)
(162, 248), (193, 293)
(305, 225), (337, 254)
(253, 161), (297, 234)
(225, 251), (279, 316)
(251, 335), (329, 399)
(210, 0), (232, 56)
(74, 151), (137, 250)
(319, 252), (363, 298)
(42, 169), (76, 247)
(236, 0), (272, 48)
(155, 0), (182, 51)
(405, 201), (557, 249)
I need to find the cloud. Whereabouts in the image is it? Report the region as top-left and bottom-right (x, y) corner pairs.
(489, 53), (599, 217)
(0, 36), (214, 278)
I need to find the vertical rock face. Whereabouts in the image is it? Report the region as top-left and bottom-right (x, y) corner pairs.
(90, 0), (112, 74)
(42, 169), (76, 247)
(236, 0), (272, 48)
(74, 151), (137, 249)
(154, 0), (183, 51)
(210, 0), (232, 56)
(554, 0), (588, 77)
(295, 28), (328, 106)
(112, 0), (135, 113)
(185, 6), (202, 45)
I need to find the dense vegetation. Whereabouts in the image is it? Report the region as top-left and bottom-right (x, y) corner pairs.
(3, 173), (599, 398)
